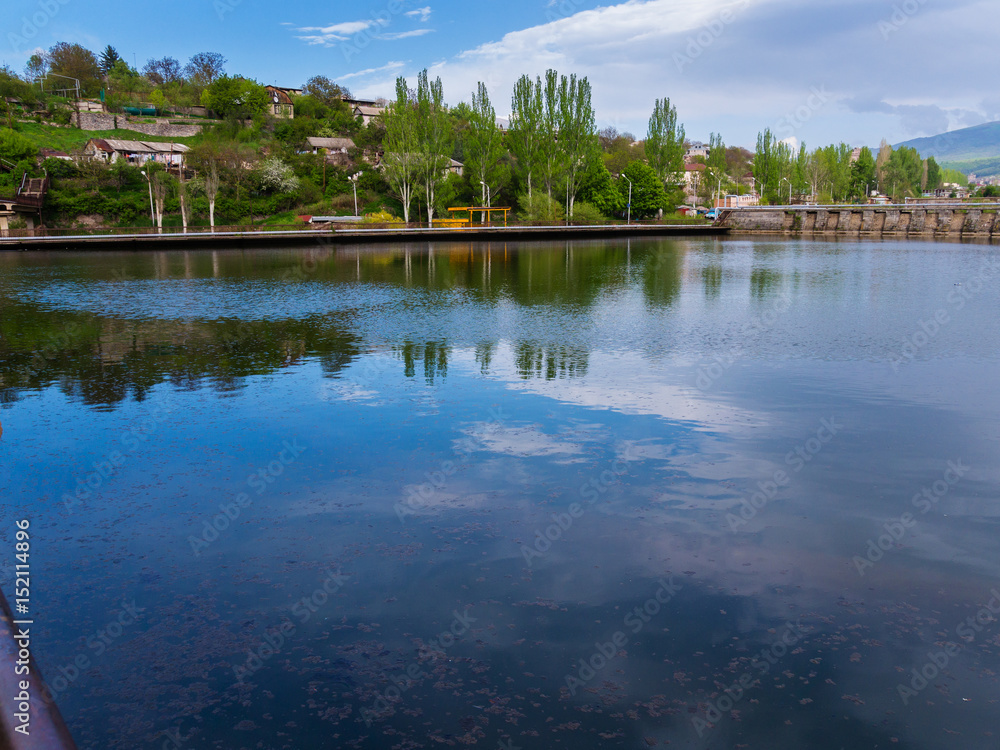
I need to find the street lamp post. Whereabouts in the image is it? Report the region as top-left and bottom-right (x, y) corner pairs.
(140, 170), (154, 226)
(349, 172), (363, 217)
(621, 174), (633, 225)
(782, 177), (792, 204)
(716, 175), (723, 211)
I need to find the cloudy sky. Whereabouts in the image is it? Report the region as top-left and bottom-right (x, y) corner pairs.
(3, 0), (998, 148)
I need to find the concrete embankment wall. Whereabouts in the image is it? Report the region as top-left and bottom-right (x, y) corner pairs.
(720, 206), (1000, 239)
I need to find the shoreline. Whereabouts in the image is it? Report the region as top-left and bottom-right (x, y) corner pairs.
(0, 224), (727, 250)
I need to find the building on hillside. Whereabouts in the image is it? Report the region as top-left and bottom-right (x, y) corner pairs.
(265, 86), (300, 118)
(685, 144), (710, 162)
(39, 148), (73, 162)
(376, 154), (463, 178)
(306, 137), (357, 166)
(84, 138), (190, 166)
(446, 158), (464, 177)
(344, 99), (386, 124)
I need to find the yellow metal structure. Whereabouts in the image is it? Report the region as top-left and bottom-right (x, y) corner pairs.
(446, 207), (512, 227)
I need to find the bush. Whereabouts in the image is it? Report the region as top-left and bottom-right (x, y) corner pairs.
(517, 192), (564, 224)
(568, 201), (605, 225)
(361, 209), (402, 224)
(41, 157), (78, 178)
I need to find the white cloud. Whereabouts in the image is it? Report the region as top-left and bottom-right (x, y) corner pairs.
(404, 6), (432, 22)
(379, 29), (435, 41)
(295, 20), (374, 46)
(339, 61), (406, 81)
(353, 0), (1000, 147)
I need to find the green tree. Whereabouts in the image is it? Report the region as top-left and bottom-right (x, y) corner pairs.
(885, 145), (923, 199)
(465, 82), (508, 219)
(539, 69), (564, 201)
(185, 52), (226, 86)
(414, 70), (452, 226)
(99, 45), (121, 75)
(925, 156), (942, 193)
(849, 146), (876, 201)
(203, 76), (269, 118)
(45, 42), (101, 95)
(0, 128), (37, 164)
(619, 161), (667, 218)
(557, 73), (596, 218)
(645, 97), (685, 187)
(381, 77), (419, 222)
(24, 53), (47, 83)
(578, 155), (624, 216)
(303, 75), (351, 105)
(143, 57), (183, 85)
(753, 128), (782, 203)
(508, 74), (544, 199)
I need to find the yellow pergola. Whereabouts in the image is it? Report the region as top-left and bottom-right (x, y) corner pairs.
(446, 207), (512, 227)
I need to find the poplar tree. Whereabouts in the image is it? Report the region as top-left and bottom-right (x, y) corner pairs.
(557, 73), (596, 219)
(645, 97), (686, 187)
(466, 82), (508, 221)
(414, 69), (452, 227)
(508, 74), (544, 199)
(382, 77), (418, 223)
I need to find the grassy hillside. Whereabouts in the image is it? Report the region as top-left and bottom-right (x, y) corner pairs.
(15, 122), (202, 153)
(895, 121), (1000, 165)
(940, 156), (1000, 179)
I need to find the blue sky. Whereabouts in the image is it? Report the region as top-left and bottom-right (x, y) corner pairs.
(3, 0), (999, 150)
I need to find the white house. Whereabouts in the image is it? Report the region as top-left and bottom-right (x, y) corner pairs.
(85, 138), (190, 166)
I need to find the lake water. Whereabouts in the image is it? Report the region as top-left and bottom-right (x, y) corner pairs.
(2, 237), (1000, 749)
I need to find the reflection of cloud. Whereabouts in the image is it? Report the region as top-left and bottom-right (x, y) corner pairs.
(462, 422), (584, 460)
(318, 380), (382, 405)
(454, 344), (765, 431)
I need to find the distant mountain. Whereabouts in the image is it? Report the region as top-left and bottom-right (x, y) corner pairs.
(894, 121), (1000, 173)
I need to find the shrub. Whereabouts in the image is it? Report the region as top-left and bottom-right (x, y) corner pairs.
(361, 209), (402, 224)
(517, 192), (564, 224)
(568, 201), (605, 225)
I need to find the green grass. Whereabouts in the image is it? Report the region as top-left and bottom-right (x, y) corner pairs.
(11, 122), (203, 153)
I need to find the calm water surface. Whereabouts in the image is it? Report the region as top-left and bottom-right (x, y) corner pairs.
(1, 238), (999, 749)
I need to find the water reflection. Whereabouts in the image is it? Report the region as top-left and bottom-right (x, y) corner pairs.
(3, 239), (1000, 750)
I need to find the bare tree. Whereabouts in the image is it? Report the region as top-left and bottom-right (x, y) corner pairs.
(205, 163), (220, 230)
(151, 170), (170, 232)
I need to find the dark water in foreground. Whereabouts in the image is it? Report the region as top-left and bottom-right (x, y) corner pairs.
(1, 238), (999, 749)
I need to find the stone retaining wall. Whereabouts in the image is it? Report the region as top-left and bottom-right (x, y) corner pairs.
(73, 112), (202, 138)
(720, 207), (1000, 238)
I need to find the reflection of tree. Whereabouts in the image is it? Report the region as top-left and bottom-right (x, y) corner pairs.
(0, 303), (360, 408)
(395, 340), (449, 385)
(514, 342), (588, 380)
(642, 248), (683, 308)
(750, 268), (782, 300)
(702, 265), (722, 298)
(474, 341), (495, 376)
